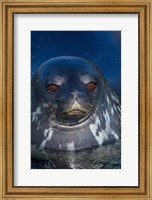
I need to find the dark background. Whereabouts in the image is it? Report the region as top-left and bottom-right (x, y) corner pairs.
(31, 31), (121, 98)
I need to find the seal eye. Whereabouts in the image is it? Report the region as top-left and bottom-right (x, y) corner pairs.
(48, 84), (59, 92)
(86, 82), (97, 91)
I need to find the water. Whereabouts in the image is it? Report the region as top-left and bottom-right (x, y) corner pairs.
(31, 140), (121, 169)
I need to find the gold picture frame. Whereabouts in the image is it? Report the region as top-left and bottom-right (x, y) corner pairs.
(0, 0), (152, 199)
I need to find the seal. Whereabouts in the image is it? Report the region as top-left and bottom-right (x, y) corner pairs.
(31, 56), (121, 152)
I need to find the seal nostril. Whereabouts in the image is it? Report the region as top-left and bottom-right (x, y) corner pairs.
(56, 98), (60, 102)
(70, 93), (74, 99)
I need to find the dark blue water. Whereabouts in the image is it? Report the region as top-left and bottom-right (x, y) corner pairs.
(31, 31), (121, 98)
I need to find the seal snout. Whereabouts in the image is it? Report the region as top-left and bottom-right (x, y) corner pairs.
(64, 100), (86, 113)
(57, 99), (90, 125)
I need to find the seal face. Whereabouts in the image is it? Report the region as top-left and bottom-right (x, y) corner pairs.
(31, 56), (121, 151)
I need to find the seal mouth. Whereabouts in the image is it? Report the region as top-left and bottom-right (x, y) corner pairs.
(56, 108), (93, 126)
(65, 109), (86, 116)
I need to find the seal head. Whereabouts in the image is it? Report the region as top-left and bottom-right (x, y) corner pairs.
(31, 56), (121, 151)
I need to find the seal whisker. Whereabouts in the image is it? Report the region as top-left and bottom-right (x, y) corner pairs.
(36, 104), (58, 118)
(36, 110), (56, 125)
